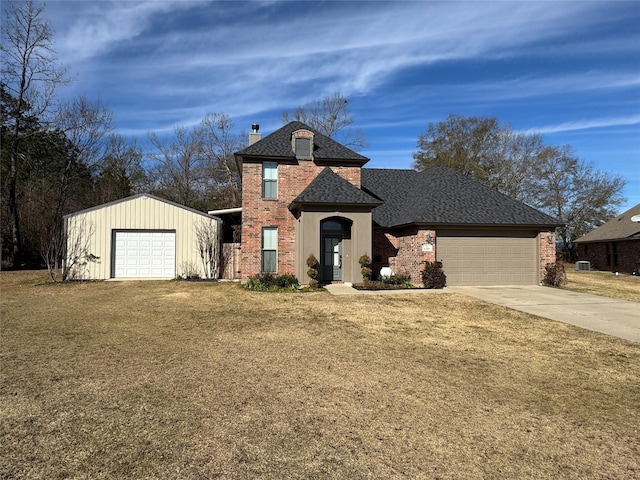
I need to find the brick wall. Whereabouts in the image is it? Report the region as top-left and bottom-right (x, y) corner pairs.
(577, 240), (640, 274)
(241, 159), (361, 280)
(372, 226), (436, 285)
(539, 230), (557, 282)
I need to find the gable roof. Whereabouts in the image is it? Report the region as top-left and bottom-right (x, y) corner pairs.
(235, 121), (369, 165)
(64, 193), (214, 220)
(362, 165), (562, 228)
(289, 167), (382, 211)
(575, 203), (640, 243)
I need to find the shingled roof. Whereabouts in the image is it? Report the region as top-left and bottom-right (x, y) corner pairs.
(575, 203), (640, 243)
(235, 121), (369, 165)
(361, 165), (562, 228)
(289, 167), (382, 211)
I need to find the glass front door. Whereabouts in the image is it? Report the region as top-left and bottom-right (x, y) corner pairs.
(323, 235), (342, 281)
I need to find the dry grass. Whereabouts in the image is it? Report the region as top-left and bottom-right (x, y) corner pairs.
(563, 263), (640, 302)
(1, 271), (639, 479)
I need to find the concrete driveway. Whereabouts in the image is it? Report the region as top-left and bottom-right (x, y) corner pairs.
(447, 286), (640, 343)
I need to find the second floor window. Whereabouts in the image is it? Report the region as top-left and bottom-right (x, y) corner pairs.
(263, 161), (277, 199)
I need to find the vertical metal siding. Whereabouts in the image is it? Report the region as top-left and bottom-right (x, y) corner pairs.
(65, 196), (218, 279)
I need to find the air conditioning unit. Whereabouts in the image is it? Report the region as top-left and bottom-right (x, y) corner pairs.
(575, 261), (591, 271)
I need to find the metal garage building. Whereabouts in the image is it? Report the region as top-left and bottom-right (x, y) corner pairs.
(64, 194), (219, 280)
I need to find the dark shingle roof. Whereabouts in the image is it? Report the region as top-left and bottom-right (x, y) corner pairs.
(575, 203), (640, 243)
(235, 121), (369, 164)
(362, 165), (562, 228)
(289, 167), (382, 210)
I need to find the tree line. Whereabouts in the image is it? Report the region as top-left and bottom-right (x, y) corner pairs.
(1, 1), (625, 269)
(1, 1), (245, 268)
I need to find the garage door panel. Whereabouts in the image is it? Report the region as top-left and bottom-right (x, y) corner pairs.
(114, 231), (175, 278)
(437, 230), (537, 286)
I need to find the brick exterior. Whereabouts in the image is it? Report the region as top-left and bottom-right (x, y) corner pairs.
(374, 227), (557, 285)
(539, 230), (557, 281)
(577, 239), (640, 274)
(241, 157), (360, 280)
(372, 226), (436, 285)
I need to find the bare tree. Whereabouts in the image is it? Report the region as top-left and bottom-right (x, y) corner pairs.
(527, 145), (626, 260)
(43, 216), (97, 282)
(198, 113), (244, 208)
(56, 95), (113, 171)
(282, 93), (369, 150)
(147, 126), (206, 208)
(413, 114), (627, 260)
(1, 0), (69, 267)
(194, 218), (220, 280)
(95, 134), (146, 203)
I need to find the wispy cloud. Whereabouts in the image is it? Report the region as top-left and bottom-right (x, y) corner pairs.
(522, 115), (640, 135)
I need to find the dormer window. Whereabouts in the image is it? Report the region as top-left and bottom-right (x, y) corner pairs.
(292, 129), (314, 160)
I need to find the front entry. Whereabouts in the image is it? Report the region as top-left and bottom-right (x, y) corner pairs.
(321, 219), (348, 282)
(323, 235), (342, 281)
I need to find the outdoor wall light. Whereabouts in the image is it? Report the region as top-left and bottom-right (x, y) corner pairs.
(546, 232), (553, 244)
(426, 231), (434, 244)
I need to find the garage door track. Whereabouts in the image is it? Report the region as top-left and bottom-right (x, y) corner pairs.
(447, 286), (639, 343)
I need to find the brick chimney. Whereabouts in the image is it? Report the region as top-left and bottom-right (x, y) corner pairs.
(249, 124), (261, 145)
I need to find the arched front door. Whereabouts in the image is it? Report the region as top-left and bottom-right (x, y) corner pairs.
(321, 219), (349, 282)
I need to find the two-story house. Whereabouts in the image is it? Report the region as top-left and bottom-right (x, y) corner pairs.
(236, 121), (561, 286)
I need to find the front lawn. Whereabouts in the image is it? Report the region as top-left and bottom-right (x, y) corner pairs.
(1, 271), (638, 479)
(563, 263), (640, 301)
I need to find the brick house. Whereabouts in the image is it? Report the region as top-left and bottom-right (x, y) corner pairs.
(234, 121), (561, 286)
(575, 203), (640, 274)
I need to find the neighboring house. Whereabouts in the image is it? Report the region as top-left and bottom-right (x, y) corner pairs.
(236, 122), (561, 286)
(64, 194), (220, 280)
(575, 203), (640, 274)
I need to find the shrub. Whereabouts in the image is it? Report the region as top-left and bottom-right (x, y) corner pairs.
(243, 272), (300, 291)
(422, 261), (446, 289)
(379, 272), (412, 285)
(306, 253), (320, 288)
(542, 262), (566, 287)
(359, 253), (372, 281)
(275, 273), (299, 289)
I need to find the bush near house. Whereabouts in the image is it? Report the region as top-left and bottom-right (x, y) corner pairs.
(422, 261), (446, 289)
(543, 262), (567, 287)
(243, 272), (300, 291)
(354, 273), (416, 290)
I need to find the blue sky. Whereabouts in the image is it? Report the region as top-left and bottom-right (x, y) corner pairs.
(38, 1), (640, 212)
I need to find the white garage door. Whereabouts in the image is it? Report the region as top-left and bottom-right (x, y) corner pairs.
(437, 230), (538, 286)
(114, 231), (176, 278)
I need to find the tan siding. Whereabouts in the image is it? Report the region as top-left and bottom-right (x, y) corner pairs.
(65, 196), (218, 279)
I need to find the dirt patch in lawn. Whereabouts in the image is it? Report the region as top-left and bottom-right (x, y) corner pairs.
(1, 271), (638, 479)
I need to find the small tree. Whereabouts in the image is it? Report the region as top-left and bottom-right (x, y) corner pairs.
(194, 218), (220, 280)
(306, 253), (320, 288)
(359, 253), (372, 281)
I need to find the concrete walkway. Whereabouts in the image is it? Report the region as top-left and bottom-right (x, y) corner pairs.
(324, 284), (639, 343)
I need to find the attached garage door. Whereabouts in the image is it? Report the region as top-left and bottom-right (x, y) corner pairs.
(437, 230), (538, 286)
(113, 231), (176, 278)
